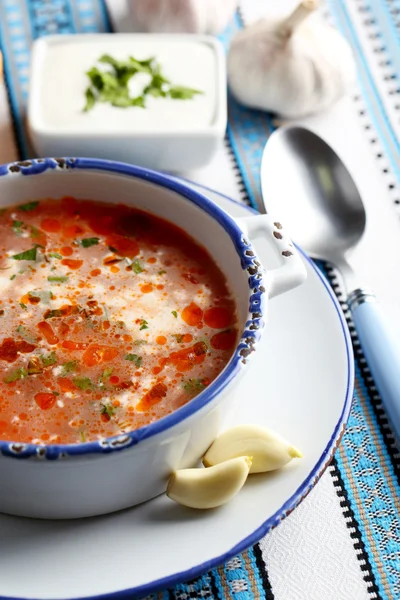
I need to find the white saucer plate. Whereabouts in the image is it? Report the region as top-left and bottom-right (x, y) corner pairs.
(0, 183), (354, 600)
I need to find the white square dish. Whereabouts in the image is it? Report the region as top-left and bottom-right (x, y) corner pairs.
(28, 34), (227, 172)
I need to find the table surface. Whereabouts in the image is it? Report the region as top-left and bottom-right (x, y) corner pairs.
(0, 1), (399, 599)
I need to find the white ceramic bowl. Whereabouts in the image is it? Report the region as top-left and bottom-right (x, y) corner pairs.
(0, 158), (306, 519)
(28, 34), (227, 171)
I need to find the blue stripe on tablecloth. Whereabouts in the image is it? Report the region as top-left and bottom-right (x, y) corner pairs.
(211, 561), (226, 598)
(217, 553), (251, 598)
(74, 1), (97, 32)
(26, 0), (77, 39)
(218, 13), (268, 211)
(0, 0), (30, 157)
(328, 0), (400, 181)
(165, 573), (217, 599)
(335, 366), (400, 597)
(74, 0), (112, 33)
(378, 1), (400, 79)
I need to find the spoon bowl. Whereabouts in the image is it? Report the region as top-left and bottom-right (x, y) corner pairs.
(261, 125), (400, 440)
(260, 126), (366, 262)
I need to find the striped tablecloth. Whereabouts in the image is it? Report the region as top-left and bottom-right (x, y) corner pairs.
(0, 1), (399, 599)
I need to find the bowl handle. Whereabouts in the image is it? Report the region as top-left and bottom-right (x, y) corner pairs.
(236, 215), (307, 299)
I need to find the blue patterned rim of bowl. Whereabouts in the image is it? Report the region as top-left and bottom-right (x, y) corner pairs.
(0, 157), (267, 459)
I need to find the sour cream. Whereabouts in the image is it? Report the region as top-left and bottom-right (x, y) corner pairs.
(28, 34), (227, 171)
(31, 35), (218, 133)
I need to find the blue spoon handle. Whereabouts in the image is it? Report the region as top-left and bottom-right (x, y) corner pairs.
(349, 289), (400, 439)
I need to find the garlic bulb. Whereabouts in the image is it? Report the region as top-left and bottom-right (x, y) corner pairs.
(227, 0), (356, 118)
(128, 0), (238, 35)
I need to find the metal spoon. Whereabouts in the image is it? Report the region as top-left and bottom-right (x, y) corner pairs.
(260, 125), (400, 439)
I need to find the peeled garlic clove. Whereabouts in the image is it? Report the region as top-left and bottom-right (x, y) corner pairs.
(227, 0), (356, 119)
(203, 425), (302, 473)
(167, 456), (252, 509)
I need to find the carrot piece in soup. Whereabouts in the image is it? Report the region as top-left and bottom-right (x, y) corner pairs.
(37, 322), (59, 345)
(82, 344), (119, 367)
(0, 338), (20, 362)
(136, 382), (168, 412)
(17, 340), (36, 353)
(58, 378), (77, 393)
(34, 392), (57, 410)
(168, 341), (207, 372)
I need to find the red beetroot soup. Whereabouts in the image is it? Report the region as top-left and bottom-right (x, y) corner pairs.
(0, 198), (238, 445)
